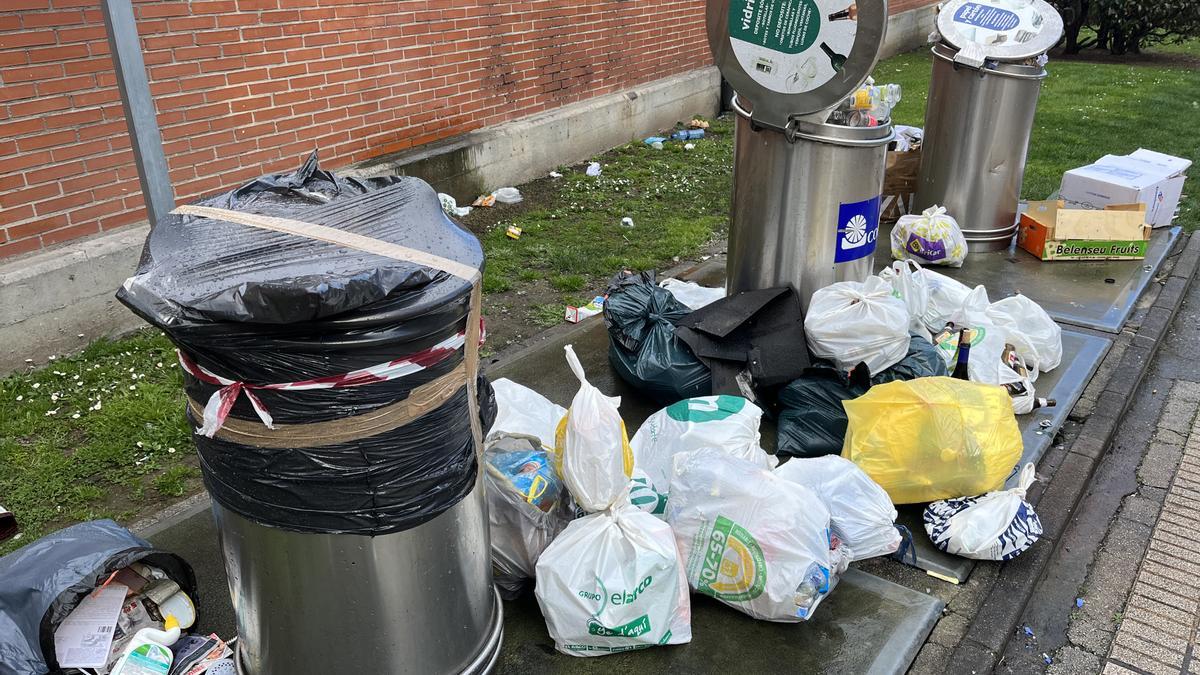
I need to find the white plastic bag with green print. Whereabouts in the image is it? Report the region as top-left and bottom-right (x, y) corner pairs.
(535, 345), (692, 656)
(667, 448), (851, 623)
(628, 396), (775, 518)
(890, 205), (968, 267)
(534, 502), (692, 656)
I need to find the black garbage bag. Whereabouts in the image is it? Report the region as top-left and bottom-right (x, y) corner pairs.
(0, 520), (196, 675)
(776, 335), (947, 458)
(604, 270), (711, 403)
(117, 152), (494, 536)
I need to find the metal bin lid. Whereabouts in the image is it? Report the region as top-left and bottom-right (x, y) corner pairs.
(936, 0), (1064, 68)
(707, 0), (888, 132)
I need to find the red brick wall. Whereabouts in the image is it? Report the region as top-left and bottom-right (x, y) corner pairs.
(0, 0), (934, 260)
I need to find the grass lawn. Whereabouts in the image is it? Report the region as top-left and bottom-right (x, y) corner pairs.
(3, 45), (1200, 554)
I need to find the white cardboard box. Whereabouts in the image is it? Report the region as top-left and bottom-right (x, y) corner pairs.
(1060, 149), (1191, 228)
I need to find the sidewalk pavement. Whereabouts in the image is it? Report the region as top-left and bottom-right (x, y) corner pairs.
(1104, 409), (1200, 675)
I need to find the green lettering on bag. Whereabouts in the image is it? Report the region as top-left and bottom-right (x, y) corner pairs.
(586, 614), (652, 637)
(665, 395), (746, 423)
(696, 515), (767, 601)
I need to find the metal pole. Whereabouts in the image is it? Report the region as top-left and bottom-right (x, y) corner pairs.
(99, 0), (175, 227)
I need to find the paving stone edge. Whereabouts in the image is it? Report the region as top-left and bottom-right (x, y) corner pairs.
(947, 233), (1200, 674)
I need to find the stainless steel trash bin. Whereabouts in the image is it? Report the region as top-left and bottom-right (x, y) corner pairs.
(704, 0), (891, 308)
(220, 482), (503, 675)
(915, 0), (1064, 252)
(728, 97), (894, 310)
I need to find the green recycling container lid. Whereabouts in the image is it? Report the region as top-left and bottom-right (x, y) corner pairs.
(936, 0), (1064, 67)
(706, 0), (888, 132)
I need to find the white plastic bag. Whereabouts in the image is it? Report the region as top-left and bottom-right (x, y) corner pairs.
(586, 162), (602, 177)
(890, 205), (968, 267)
(774, 456), (901, 562)
(986, 294), (1063, 373)
(536, 345), (691, 656)
(492, 187), (523, 204)
(554, 345), (632, 513)
(917, 268), (971, 334)
(879, 260), (931, 338)
(535, 503), (691, 656)
(658, 278), (725, 310)
(942, 286), (1027, 389)
(629, 396), (776, 517)
(923, 463), (1042, 561)
(804, 276), (911, 375)
(437, 193), (472, 217)
(667, 449), (850, 622)
(489, 378), (566, 448)
(484, 433), (575, 597)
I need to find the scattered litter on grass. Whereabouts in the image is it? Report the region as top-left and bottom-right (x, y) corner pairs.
(505, 225), (523, 240)
(549, 171), (563, 178)
(644, 136), (666, 146)
(684, 143), (695, 151)
(586, 162), (602, 176)
(689, 118), (710, 130)
(473, 194), (497, 208)
(493, 187), (523, 204)
(620, 217), (635, 229)
(1076, 598), (1084, 608)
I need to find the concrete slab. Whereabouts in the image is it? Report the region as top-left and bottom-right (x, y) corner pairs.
(496, 568), (943, 674)
(874, 227), (1181, 334)
(147, 498), (943, 675)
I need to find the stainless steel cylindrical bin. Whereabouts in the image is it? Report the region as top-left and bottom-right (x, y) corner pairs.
(728, 97), (894, 310)
(220, 482), (502, 675)
(914, 42), (1047, 251)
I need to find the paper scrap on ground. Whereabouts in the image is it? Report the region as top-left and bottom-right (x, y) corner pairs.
(54, 582), (128, 667)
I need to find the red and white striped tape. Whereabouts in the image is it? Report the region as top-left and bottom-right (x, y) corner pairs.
(179, 321), (484, 437)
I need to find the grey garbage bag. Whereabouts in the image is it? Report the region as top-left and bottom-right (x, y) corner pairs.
(776, 335), (947, 458)
(484, 433), (576, 599)
(0, 520), (196, 675)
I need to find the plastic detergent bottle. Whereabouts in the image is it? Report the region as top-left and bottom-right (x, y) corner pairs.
(110, 615), (180, 675)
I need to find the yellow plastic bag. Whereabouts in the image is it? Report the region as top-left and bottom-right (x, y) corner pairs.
(841, 377), (1022, 504)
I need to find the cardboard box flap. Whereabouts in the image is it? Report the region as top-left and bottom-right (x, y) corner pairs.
(1129, 148), (1193, 176)
(1054, 203), (1148, 240)
(1074, 159), (1170, 189)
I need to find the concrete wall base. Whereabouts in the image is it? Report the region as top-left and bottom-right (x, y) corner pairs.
(0, 8), (936, 375)
(345, 67), (723, 200)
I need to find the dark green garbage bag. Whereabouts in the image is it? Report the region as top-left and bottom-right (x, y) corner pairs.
(777, 334), (947, 458)
(604, 270), (711, 403)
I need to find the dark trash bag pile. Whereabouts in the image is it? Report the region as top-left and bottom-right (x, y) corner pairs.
(0, 520), (196, 675)
(604, 271), (711, 402)
(776, 334), (947, 458)
(117, 152), (495, 536)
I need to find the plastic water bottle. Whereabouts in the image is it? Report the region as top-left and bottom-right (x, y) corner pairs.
(671, 129), (704, 141)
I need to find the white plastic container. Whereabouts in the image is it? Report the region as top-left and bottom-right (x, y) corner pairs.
(110, 615), (180, 675)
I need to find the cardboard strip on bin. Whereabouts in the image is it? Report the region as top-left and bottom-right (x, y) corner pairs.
(186, 363), (469, 449)
(171, 204), (482, 285)
(464, 283), (485, 457)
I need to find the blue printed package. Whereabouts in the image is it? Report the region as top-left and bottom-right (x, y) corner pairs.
(487, 449), (563, 512)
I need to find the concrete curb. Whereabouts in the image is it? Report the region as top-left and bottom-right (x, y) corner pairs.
(947, 232), (1200, 673)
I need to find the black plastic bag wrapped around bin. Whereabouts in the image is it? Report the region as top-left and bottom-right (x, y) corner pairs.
(0, 520), (196, 675)
(604, 270), (711, 403)
(776, 335), (947, 458)
(117, 152), (494, 536)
